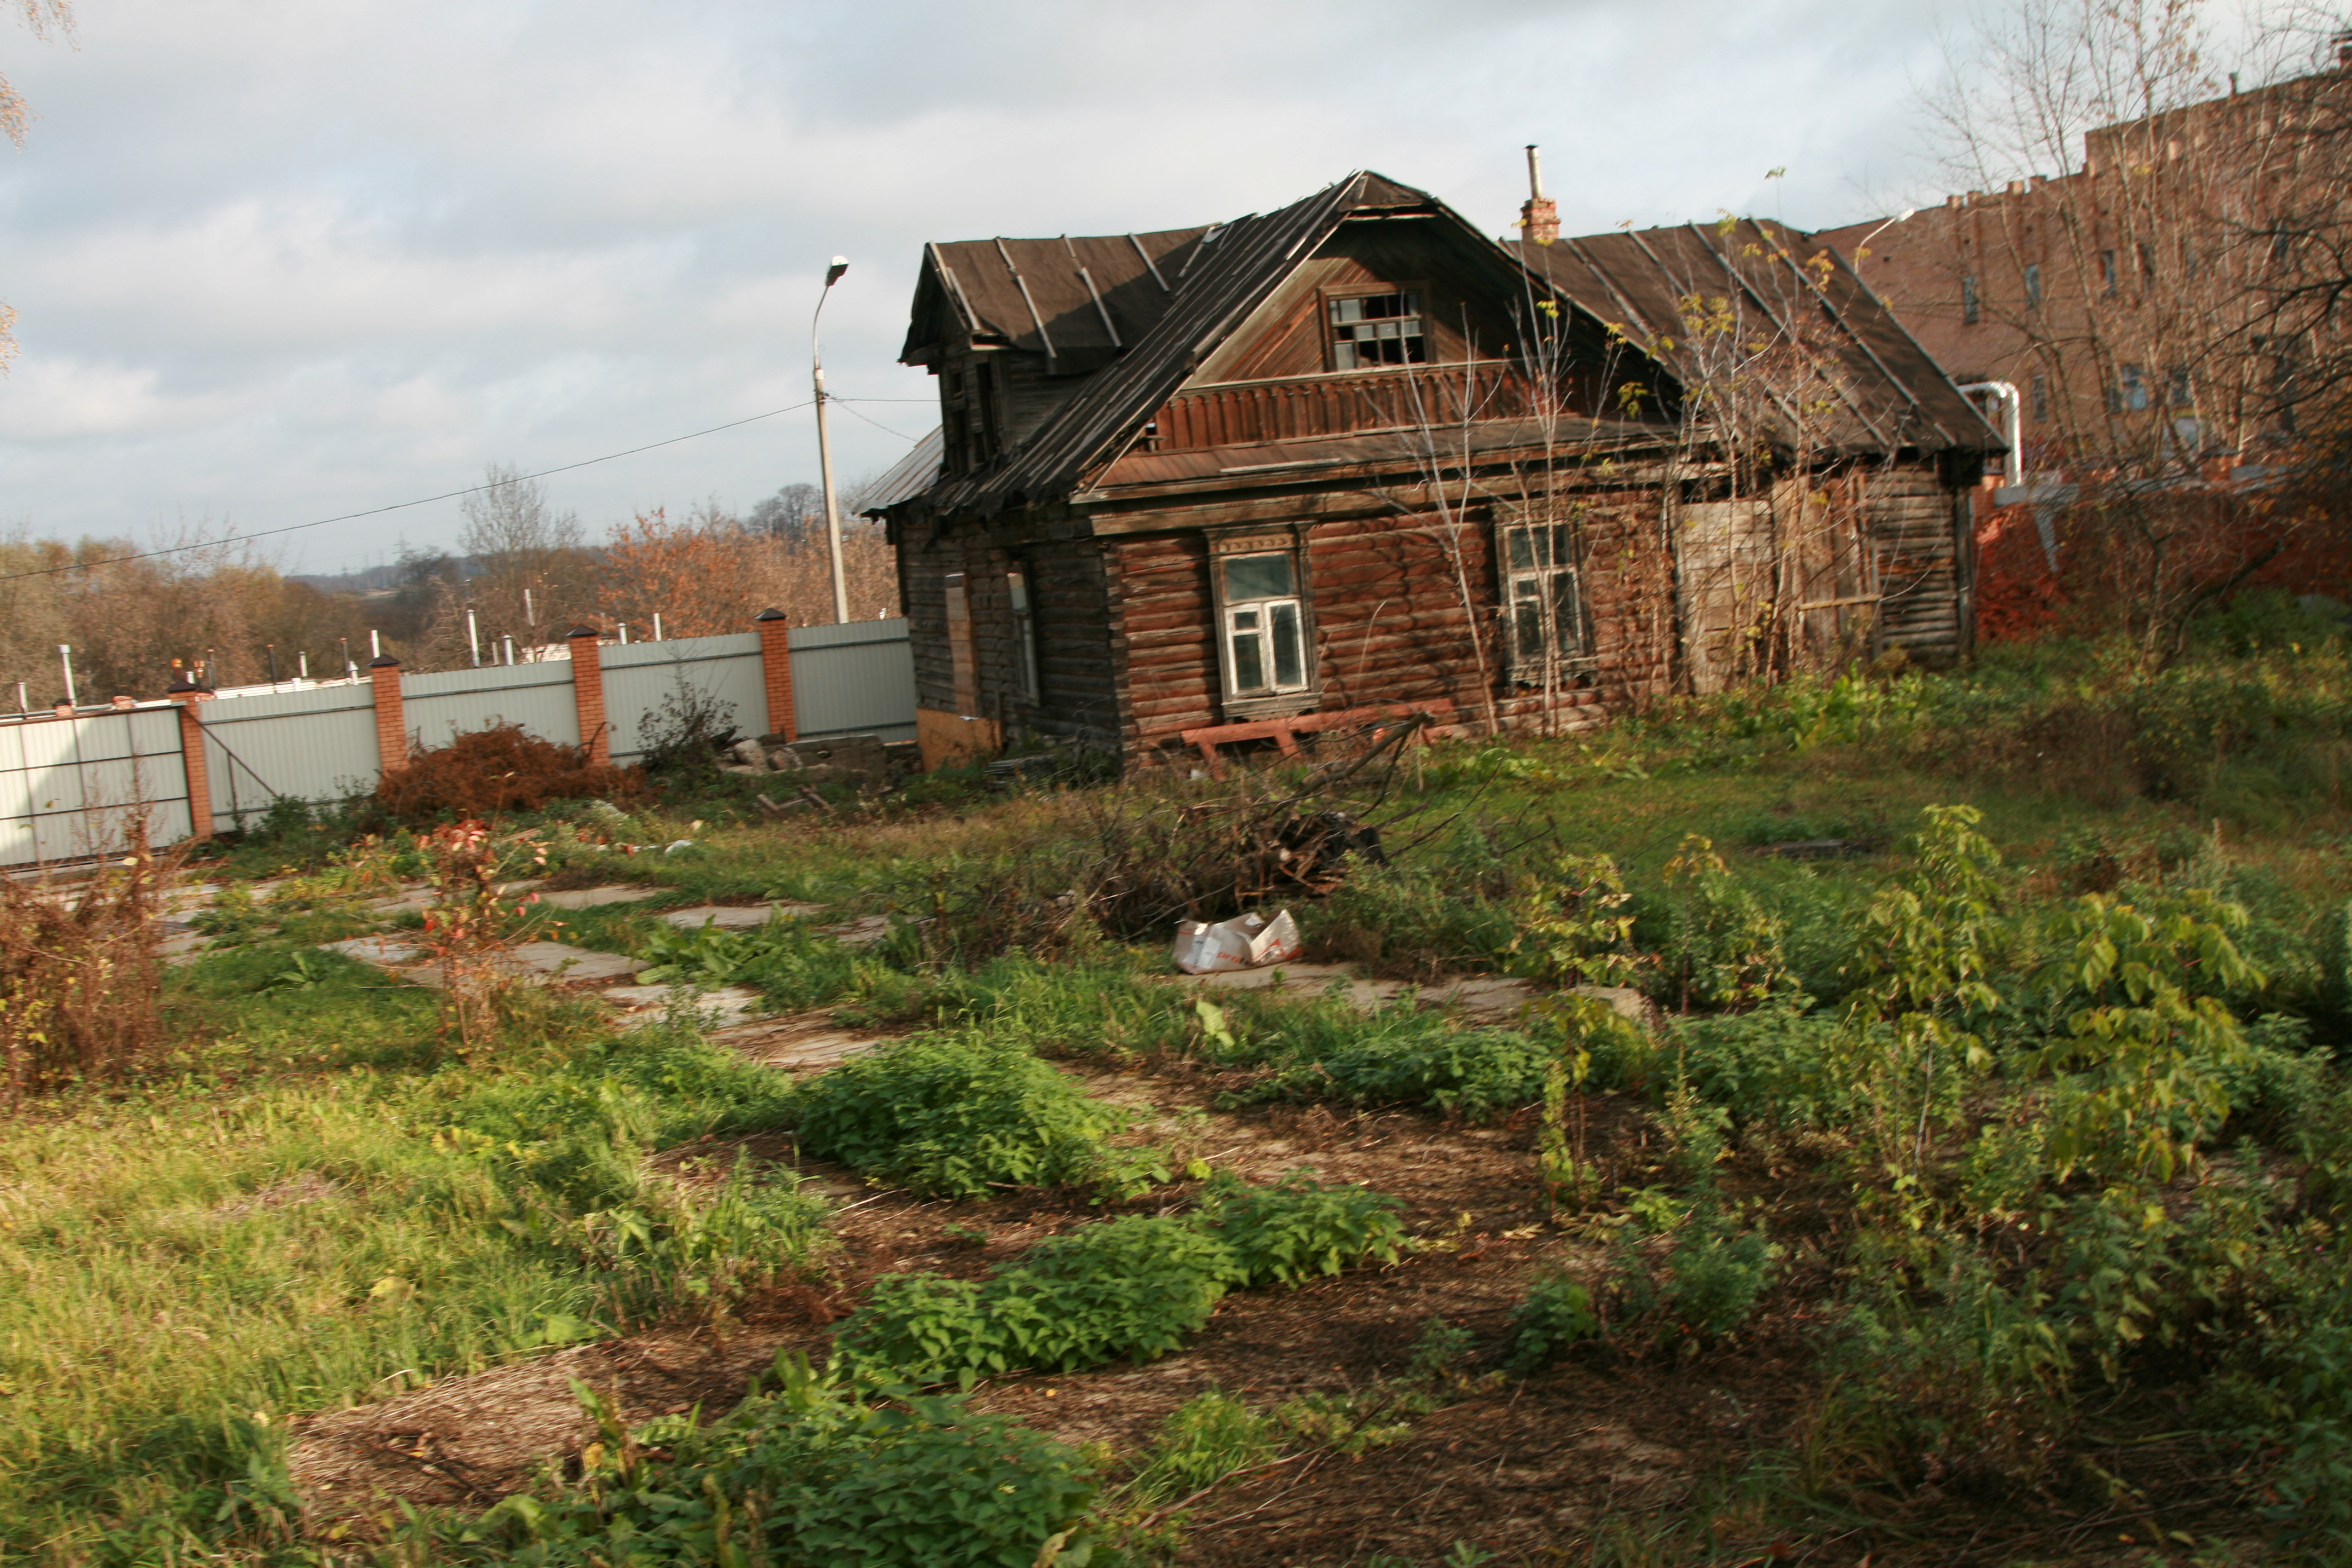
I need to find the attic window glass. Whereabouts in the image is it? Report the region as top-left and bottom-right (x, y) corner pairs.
(1221, 553), (1308, 696)
(1328, 292), (1427, 370)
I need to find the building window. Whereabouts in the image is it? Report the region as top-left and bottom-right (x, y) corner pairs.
(1501, 520), (1590, 677)
(1961, 275), (1981, 324)
(2031, 374), (2048, 423)
(1220, 552), (1310, 696)
(2114, 363), (2148, 412)
(1007, 568), (1040, 701)
(1327, 291), (1427, 369)
(2166, 367), (2194, 409)
(2099, 250), (2117, 295)
(2138, 240), (2158, 279)
(2024, 263), (2043, 311)
(942, 361), (998, 475)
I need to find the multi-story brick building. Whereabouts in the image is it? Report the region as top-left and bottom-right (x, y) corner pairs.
(1818, 50), (2350, 479)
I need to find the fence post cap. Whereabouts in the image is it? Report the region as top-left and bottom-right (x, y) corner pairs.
(754, 608), (788, 623)
(566, 624), (602, 639)
(368, 654), (402, 669)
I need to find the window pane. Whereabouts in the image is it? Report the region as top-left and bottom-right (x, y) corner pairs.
(1270, 601), (1304, 688)
(1333, 341), (1359, 370)
(1224, 553), (1295, 601)
(1551, 572), (1582, 653)
(1507, 529), (1534, 569)
(1512, 579), (1544, 659)
(1330, 297), (1363, 324)
(1230, 620), (1264, 691)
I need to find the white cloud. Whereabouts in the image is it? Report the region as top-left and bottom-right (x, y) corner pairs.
(0, 0), (2165, 572)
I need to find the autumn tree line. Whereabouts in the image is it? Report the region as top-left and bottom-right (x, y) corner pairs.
(0, 468), (900, 709)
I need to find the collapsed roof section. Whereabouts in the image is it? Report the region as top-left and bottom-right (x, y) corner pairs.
(1513, 222), (2000, 456)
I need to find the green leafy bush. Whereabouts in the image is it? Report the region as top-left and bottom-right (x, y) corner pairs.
(791, 1035), (1129, 1200)
(1507, 1272), (1599, 1373)
(1660, 1212), (1775, 1341)
(471, 1355), (1111, 1567)
(633, 915), (862, 1010)
(833, 1217), (1235, 1386)
(1194, 1170), (1405, 1287)
(1241, 1014), (1551, 1119)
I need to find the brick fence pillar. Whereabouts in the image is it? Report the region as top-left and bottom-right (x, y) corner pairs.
(369, 655), (407, 774)
(168, 678), (214, 842)
(568, 627), (610, 765)
(754, 608), (797, 742)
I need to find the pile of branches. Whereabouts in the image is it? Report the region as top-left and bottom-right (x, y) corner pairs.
(0, 835), (169, 1102)
(901, 718), (1440, 965)
(375, 724), (648, 823)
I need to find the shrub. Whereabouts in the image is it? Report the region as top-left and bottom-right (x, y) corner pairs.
(633, 913), (861, 1009)
(1193, 1170), (1405, 1287)
(790, 1035), (1130, 1200)
(1236, 1007), (1552, 1120)
(1507, 1272), (1600, 1373)
(1659, 1212), (1774, 1341)
(0, 837), (168, 1102)
(833, 1217), (1235, 1386)
(471, 1355), (1108, 1567)
(1667, 1004), (1851, 1130)
(374, 722), (648, 822)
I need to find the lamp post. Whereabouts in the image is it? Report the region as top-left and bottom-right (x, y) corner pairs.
(1849, 207), (1915, 263)
(812, 255), (851, 626)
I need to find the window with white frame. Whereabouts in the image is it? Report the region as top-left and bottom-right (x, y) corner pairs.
(1501, 519), (1590, 678)
(1007, 567), (1040, 701)
(1327, 291), (1428, 370)
(1220, 552), (1310, 697)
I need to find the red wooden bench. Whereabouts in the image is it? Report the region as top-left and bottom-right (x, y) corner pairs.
(1175, 699), (1458, 778)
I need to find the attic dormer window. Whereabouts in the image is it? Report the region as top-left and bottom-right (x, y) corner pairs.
(1328, 291), (1427, 370)
(941, 360), (999, 475)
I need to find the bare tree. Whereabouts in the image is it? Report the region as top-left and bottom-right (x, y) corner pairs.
(458, 464), (590, 656)
(1914, 0), (2351, 663)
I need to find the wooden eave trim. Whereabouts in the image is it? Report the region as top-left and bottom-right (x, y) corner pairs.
(1074, 446), (1685, 524)
(1169, 358), (1526, 399)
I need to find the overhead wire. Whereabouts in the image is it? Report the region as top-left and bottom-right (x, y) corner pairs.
(0, 394), (861, 585)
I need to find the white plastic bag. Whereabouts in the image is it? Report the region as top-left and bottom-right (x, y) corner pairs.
(1172, 909), (1302, 975)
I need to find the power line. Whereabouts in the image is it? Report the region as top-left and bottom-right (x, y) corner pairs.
(834, 401), (924, 443)
(0, 396), (824, 586)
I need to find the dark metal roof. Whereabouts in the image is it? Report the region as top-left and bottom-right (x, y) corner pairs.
(901, 172), (1457, 520)
(903, 229), (1208, 367)
(1511, 222), (2002, 456)
(857, 425), (943, 516)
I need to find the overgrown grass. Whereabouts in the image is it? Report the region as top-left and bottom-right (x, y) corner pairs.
(0, 945), (822, 1560)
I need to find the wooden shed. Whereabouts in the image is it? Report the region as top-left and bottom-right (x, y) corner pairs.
(880, 171), (2001, 768)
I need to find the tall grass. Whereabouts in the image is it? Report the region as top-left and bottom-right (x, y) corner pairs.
(0, 950), (818, 1560)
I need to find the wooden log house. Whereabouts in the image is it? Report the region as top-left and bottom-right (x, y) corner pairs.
(878, 170), (2003, 769)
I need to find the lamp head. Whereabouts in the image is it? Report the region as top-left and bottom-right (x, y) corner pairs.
(825, 256), (849, 288)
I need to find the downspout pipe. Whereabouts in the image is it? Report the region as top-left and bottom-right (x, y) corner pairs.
(1954, 381), (2022, 486)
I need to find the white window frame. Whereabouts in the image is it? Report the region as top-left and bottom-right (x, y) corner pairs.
(1007, 567), (1040, 702)
(1499, 517), (1592, 682)
(1207, 532), (1315, 713)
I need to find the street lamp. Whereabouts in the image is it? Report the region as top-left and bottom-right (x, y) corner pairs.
(812, 255), (851, 626)
(1849, 207), (1916, 262)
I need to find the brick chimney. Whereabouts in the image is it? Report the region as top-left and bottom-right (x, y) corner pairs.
(1520, 144), (1559, 245)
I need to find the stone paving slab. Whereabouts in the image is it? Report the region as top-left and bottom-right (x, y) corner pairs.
(825, 915), (895, 947)
(659, 901), (828, 930)
(362, 880), (543, 917)
(534, 886), (665, 911)
(699, 1010), (888, 1072)
(501, 942), (640, 984)
(604, 984), (764, 1030)
(324, 935), (428, 968)
(1180, 962), (1411, 1012)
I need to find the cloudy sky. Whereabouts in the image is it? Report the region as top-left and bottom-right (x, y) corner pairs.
(0, 0), (2184, 576)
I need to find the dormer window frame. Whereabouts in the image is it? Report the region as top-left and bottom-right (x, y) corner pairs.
(1321, 282), (1432, 372)
(940, 351), (1003, 476)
